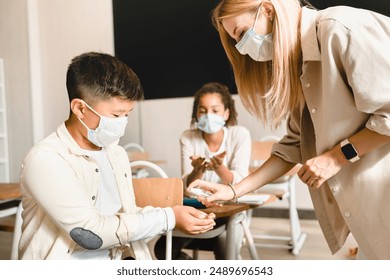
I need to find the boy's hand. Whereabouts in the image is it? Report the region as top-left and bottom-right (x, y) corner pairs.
(172, 205), (216, 235)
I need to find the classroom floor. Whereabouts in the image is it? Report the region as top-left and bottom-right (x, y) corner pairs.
(0, 216), (358, 260)
(184, 216), (358, 260)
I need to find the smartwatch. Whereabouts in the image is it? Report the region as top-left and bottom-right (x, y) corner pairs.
(340, 139), (360, 162)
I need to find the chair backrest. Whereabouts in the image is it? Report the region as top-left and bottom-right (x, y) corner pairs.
(250, 135), (293, 193)
(132, 178), (183, 207)
(251, 135), (280, 164)
(251, 141), (275, 162)
(123, 143), (145, 152)
(130, 160), (168, 178)
(124, 143), (150, 162)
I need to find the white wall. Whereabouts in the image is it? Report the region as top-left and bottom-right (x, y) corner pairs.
(0, 0), (33, 182)
(30, 0), (115, 141)
(0, 0), (114, 181)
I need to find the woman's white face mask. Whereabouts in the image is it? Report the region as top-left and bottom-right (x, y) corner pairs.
(78, 101), (128, 147)
(235, 4), (273, 61)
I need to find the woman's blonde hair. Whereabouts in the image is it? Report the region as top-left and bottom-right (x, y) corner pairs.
(212, 0), (304, 127)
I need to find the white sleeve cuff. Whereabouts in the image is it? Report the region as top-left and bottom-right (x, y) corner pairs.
(162, 207), (176, 232)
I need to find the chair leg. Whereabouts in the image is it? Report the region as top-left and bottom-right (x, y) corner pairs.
(239, 213), (259, 260)
(287, 178), (307, 255)
(248, 178), (307, 256)
(192, 249), (199, 260)
(165, 231), (172, 260)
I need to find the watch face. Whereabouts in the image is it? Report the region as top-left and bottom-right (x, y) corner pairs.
(341, 143), (358, 159)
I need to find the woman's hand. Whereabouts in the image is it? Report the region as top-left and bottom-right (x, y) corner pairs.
(187, 179), (236, 206)
(299, 128), (390, 189)
(172, 205), (216, 235)
(298, 146), (347, 189)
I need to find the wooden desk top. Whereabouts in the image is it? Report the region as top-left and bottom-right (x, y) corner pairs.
(200, 194), (276, 218)
(201, 204), (251, 218)
(0, 183), (21, 200)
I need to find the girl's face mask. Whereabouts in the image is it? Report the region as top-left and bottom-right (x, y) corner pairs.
(197, 113), (226, 134)
(78, 101), (128, 147)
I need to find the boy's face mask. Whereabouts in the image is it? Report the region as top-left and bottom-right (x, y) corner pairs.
(78, 100), (128, 147)
(197, 113), (226, 134)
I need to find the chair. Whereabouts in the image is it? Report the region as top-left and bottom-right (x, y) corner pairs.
(123, 143), (149, 161)
(130, 160), (168, 179)
(248, 135), (307, 255)
(132, 177), (183, 260)
(130, 160), (176, 260)
(123, 142), (145, 152)
(125, 143), (153, 178)
(129, 160), (229, 259)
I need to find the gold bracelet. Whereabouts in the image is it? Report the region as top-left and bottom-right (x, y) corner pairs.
(227, 183), (238, 204)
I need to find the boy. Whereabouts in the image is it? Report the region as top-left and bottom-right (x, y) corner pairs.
(18, 52), (215, 259)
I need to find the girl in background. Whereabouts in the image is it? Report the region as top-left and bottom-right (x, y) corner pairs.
(155, 82), (251, 259)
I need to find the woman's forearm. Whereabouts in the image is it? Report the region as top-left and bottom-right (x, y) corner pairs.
(234, 155), (296, 197)
(348, 127), (390, 158)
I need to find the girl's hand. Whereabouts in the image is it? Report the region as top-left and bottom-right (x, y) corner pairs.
(207, 151), (226, 171)
(190, 156), (208, 174)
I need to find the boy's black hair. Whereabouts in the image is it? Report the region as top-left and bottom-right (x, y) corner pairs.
(66, 52), (144, 104)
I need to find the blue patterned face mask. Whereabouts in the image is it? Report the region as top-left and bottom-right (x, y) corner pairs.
(235, 4), (273, 61)
(78, 101), (128, 147)
(197, 113), (226, 134)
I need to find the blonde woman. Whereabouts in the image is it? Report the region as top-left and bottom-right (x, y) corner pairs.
(189, 0), (390, 259)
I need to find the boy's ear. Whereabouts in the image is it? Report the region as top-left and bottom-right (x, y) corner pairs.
(70, 99), (86, 119)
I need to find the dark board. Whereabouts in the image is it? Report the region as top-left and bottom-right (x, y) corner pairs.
(113, 0), (389, 99)
(113, 0), (236, 99)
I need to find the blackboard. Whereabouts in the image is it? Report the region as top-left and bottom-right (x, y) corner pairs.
(113, 0), (236, 99)
(113, 0), (389, 99)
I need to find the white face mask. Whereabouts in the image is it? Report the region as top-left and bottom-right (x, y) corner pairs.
(78, 101), (128, 147)
(235, 5), (273, 61)
(197, 113), (226, 134)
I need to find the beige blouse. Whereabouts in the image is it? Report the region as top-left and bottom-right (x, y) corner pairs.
(272, 7), (390, 259)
